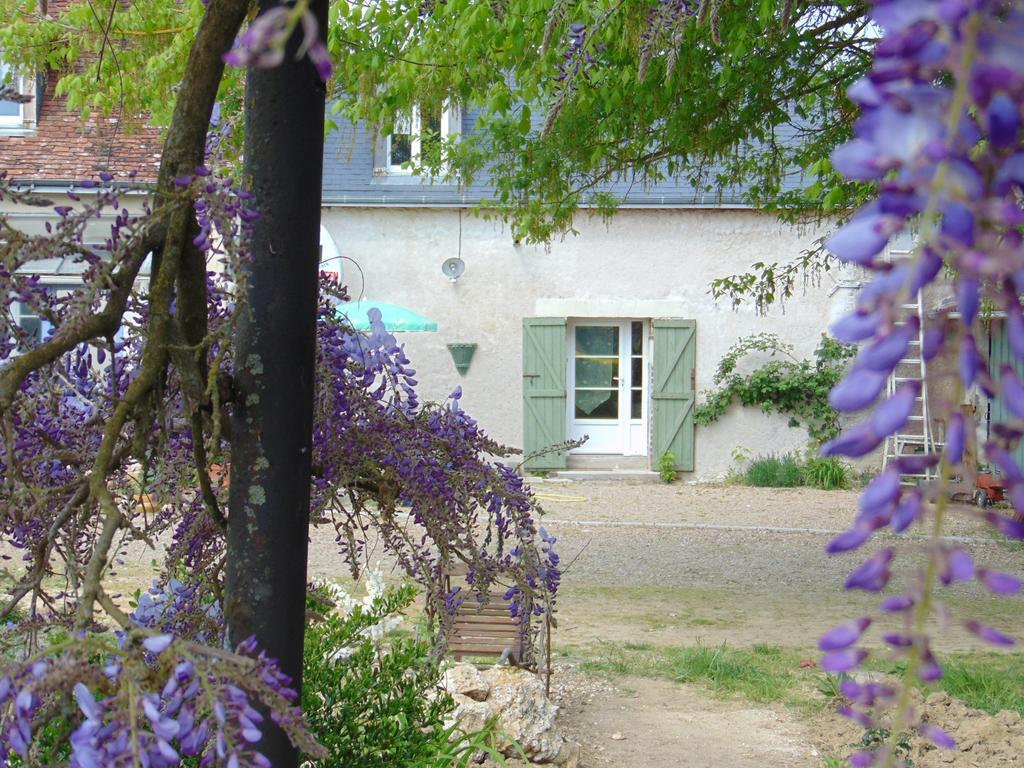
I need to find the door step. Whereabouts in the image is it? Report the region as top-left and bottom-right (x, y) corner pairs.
(566, 454), (649, 471)
(547, 469), (662, 483)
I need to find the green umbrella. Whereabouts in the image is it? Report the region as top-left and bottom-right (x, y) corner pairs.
(337, 300), (439, 332)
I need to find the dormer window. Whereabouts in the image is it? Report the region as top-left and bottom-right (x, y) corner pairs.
(0, 60), (30, 132)
(385, 105), (460, 174)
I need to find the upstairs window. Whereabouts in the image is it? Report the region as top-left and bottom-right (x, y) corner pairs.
(385, 105), (459, 174)
(0, 60), (26, 130)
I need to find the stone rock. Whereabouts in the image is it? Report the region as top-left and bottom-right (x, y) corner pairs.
(444, 663), (492, 702)
(483, 666), (569, 764)
(449, 692), (497, 737)
(446, 664), (579, 766)
(556, 740), (581, 768)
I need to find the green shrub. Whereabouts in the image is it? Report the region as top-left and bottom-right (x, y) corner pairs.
(803, 456), (850, 490)
(303, 577), (459, 768)
(694, 333), (856, 446)
(743, 453), (805, 487)
(657, 451), (678, 483)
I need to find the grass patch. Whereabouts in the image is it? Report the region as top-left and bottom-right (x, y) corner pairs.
(803, 456), (851, 490)
(941, 655), (1024, 715)
(565, 642), (1024, 719)
(866, 652), (1024, 717)
(744, 453), (805, 488)
(666, 643), (795, 702)
(572, 641), (808, 704)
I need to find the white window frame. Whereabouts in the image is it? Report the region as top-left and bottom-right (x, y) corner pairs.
(0, 61), (26, 130)
(10, 281), (81, 345)
(386, 104), (457, 174)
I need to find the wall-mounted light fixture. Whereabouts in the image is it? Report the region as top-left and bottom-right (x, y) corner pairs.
(442, 209), (467, 282)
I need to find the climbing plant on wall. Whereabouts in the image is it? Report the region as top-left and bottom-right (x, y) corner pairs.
(694, 333), (856, 445)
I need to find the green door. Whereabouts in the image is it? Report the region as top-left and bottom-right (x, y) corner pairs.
(989, 319), (1024, 469)
(652, 319), (696, 471)
(522, 318), (568, 471)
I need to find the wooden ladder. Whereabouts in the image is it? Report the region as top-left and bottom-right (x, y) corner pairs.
(882, 291), (942, 482)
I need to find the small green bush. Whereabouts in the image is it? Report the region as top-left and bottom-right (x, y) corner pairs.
(657, 451), (678, 483)
(803, 456), (850, 490)
(743, 453), (805, 487)
(303, 578), (457, 768)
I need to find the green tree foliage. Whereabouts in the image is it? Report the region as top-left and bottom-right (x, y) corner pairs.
(694, 332), (856, 445)
(1, 0), (876, 307)
(0, 0), (245, 148)
(326, 0), (873, 243)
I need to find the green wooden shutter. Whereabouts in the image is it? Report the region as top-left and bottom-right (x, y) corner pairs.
(522, 317), (567, 471)
(652, 319), (696, 471)
(989, 319), (1024, 469)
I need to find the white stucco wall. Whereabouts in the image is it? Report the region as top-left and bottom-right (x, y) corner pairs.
(321, 206), (855, 480)
(1, 189), (151, 238)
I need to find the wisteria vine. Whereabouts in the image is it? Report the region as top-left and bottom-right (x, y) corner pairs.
(0, 168), (559, 763)
(819, 2), (1024, 766)
(0, 168), (557, 764)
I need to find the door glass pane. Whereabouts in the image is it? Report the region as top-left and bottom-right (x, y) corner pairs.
(631, 357), (643, 387)
(576, 326), (618, 356)
(576, 357), (618, 388)
(576, 390), (618, 419)
(631, 322), (643, 355)
(631, 389), (642, 419)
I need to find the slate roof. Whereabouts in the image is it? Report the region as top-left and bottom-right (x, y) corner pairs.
(322, 108), (807, 208)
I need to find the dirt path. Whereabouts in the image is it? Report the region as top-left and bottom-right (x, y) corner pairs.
(551, 666), (823, 768)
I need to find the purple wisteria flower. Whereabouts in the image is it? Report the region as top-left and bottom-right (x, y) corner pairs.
(223, 3), (333, 82)
(0, 157), (558, 757)
(819, 1), (1024, 761)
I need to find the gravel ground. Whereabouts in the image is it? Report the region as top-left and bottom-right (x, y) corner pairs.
(530, 481), (996, 537)
(92, 480), (1024, 654)
(510, 481), (1024, 653)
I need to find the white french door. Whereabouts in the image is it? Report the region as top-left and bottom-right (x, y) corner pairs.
(568, 320), (648, 455)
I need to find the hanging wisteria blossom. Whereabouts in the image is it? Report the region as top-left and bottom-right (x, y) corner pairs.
(821, 1), (1024, 765)
(0, 168), (558, 763)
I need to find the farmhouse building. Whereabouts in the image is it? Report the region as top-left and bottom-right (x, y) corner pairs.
(319, 116), (860, 480)
(4, 67), (1016, 482)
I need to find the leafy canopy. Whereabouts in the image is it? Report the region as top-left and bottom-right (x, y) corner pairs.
(326, 0), (873, 242)
(0, 0), (875, 307)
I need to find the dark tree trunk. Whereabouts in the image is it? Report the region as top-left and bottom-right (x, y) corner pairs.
(225, 2), (327, 765)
